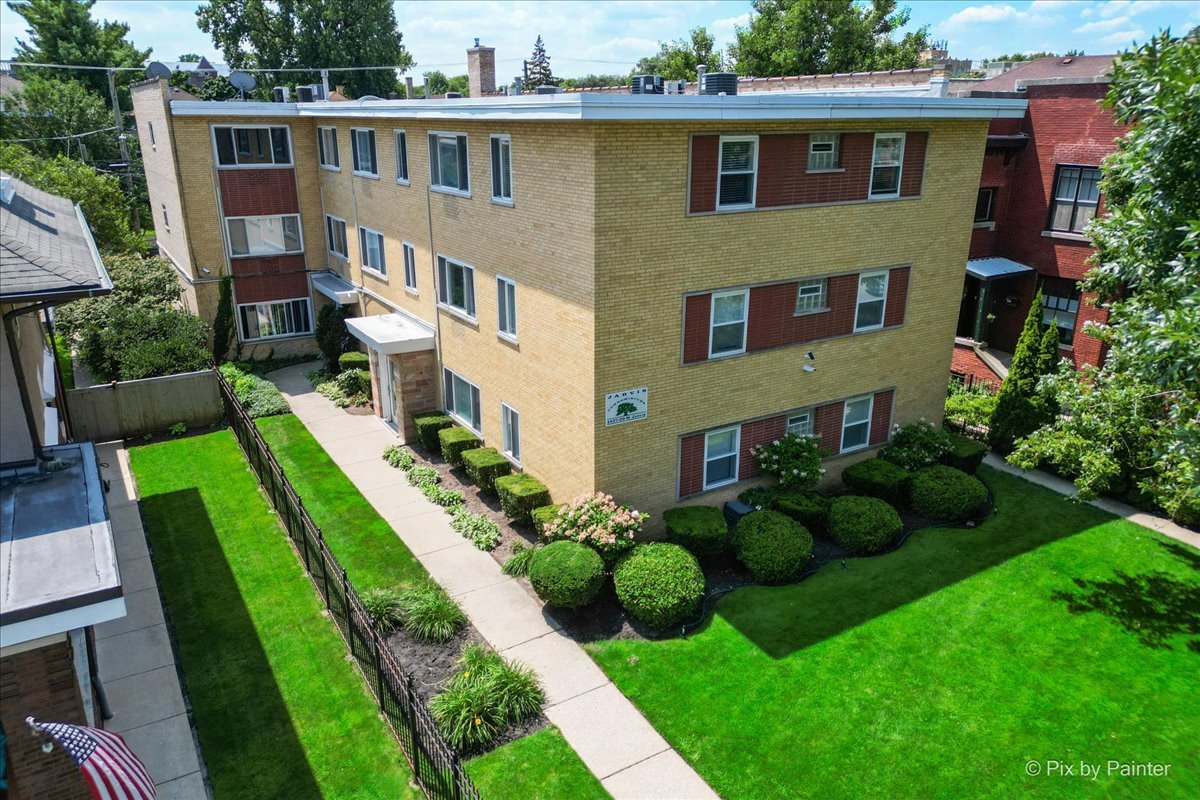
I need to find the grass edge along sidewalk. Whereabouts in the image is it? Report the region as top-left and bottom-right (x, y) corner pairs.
(129, 431), (419, 799)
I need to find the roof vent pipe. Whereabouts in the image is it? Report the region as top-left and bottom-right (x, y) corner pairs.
(405, 75), (415, 99)
(696, 64), (707, 94)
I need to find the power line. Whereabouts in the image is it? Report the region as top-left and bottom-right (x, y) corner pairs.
(3, 125), (119, 143)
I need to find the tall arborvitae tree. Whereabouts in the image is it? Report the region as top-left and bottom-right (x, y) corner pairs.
(525, 35), (556, 89)
(988, 291), (1058, 452)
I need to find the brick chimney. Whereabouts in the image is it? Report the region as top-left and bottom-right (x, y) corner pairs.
(467, 38), (496, 97)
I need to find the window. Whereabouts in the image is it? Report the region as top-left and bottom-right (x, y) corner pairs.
(429, 133), (469, 193)
(148, 121), (156, 149)
(402, 242), (417, 290)
(840, 395), (873, 452)
(497, 276), (517, 338)
(214, 126), (291, 166)
(709, 289), (748, 357)
(795, 279), (828, 314)
(703, 427), (740, 490)
(854, 270), (889, 332)
(437, 255), (476, 317)
(787, 411), (813, 437)
(808, 133), (839, 171)
(1040, 277), (1081, 345)
(870, 133), (905, 198)
(317, 126), (339, 169)
(351, 128), (377, 176)
(717, 136), (757, 209)
(359, 227), (385, 276)
(502, 403), (520, 462)
(443, 368), (481, 432)
(326, 215), (348, 259)
(490, 135), (512, 203)
(975, 187), (996, 222)
(226, 215), (302, 257)
(1049, 165), (1101, 233)
(394, 131), (409, 183)
(161, 204), (169, 233)
(238, 298), (312, 341)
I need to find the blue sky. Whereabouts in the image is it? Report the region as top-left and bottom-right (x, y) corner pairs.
(3, 1), (1197, 81)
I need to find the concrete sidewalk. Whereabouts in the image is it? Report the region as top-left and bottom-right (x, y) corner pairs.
(268, 363), (719, 800)
(94, 442), (208, 799)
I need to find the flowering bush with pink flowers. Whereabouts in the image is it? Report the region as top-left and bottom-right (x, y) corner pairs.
(543, 492), (644, 565)
(750, 433), (826, 490)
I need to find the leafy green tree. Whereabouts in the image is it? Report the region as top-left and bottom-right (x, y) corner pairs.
(423, 70), (450, 96)
(211, 276), (235, 364)
(731, 0), (929, 77)
(559, 73), (627, 89)
(1, 76), (119, 164)
(636, 27), (725, 80)
(315, 303), (355, 372)
(177, 52), (203, 62)
(525, 35), (556, 89)
(988, 291), (1057, 452)
(447, 74), (470, 96)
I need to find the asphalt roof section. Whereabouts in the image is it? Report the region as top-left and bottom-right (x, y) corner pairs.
(970, 55), (1115, 93)
(0, 174), (112, 302)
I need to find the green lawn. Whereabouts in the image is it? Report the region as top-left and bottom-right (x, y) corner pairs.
(467, 727), (609, 800)
(48, 332), (73, 391)
(130, 431), (418, 799)
(589, 467), (1200, 799)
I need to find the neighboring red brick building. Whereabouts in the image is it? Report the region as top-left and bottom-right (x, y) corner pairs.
(951, 56), (1126, 386)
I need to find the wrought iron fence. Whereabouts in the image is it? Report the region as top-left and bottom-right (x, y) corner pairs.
(217, 372), (479, 800)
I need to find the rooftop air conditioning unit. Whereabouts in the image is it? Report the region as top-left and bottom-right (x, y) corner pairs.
(534, 85), (562, 94)
(445, 91), (463, 99)
(630, 74), (664, 94)
(701, 72), (738, 96)
(270, 86), (290, 103)
(663, 79), (686, 95)
(296, 85), (314, 103)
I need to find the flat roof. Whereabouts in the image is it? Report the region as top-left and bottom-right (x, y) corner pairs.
(171, 92), (1028, 123)
(967, 257), (1035, 280)
(311, 271), (358, 305)
(345, 312), (435, 355)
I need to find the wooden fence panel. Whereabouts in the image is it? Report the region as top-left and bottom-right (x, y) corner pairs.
(65, 370), (221, 440)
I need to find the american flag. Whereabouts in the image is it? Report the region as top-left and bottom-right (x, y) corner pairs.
(27, 718), (157, 800)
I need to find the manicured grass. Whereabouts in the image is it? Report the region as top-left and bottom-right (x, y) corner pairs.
(589, 467), (1200, 799)
(467, 727), (609, 800)
(130, 431), (418, 800)
(256, 413), (425, 591)
(47, 332), (73, 391)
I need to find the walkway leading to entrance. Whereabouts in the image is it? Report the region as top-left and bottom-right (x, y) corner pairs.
(267, 363), (719, 800)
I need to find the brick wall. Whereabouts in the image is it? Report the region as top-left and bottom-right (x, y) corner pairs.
(951, 344), (1003, 389)
(218, 169), (301, 216)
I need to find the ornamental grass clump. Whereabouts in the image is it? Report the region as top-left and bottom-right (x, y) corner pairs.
(750, 433), (825, 490)
(542, 492), (643, 565)
(502, 542), (537, 577)
(396, 582), (467, 643)
(361, 586), (405, 635)
(431, 643), (544, 753)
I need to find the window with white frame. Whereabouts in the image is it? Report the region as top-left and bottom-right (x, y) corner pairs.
(226, 214), (302, 257)
(841, 395), (873, 452)
(325, 215), (348, 259)
(709, 289), (748, 357)
(502, 403), (520, 462)
(317, 126), (339, 169)
(869, 133), (905, 198)
(490, 135), (512, 202)
(1040, 277), (1081, 345)
(437, 256), (476, 317)
(402, 242), (417, 290)
(795, 278), (828, 314)
(214, 126), (291, 166)
(808, 133), (839, 171)
(429, 133), (469, 193)
(787, 411), (813, 437)
(854, 270), (889, 331)
(238, 298), (312, 341)
(161, 204), (169, 233)
(444, 368), (481, 431)
(497, 276), (517, 338)
(359, 227), (385, 276)
(351, 128), (377, 176)
(704, 426), (740, 489)
(148, 121), (156, 149)
(1048, 165), (1100, 233)
(717, 136), (757, 209)
(394, 131), (409, 183)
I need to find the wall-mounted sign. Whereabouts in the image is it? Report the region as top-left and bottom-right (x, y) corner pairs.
(605, 387), (648, 426)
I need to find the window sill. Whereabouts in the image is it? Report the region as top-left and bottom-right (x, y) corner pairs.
(702, 477), (739, 492)
(839, 443), (870, 455)
(230, 251), (305, 259)
(329, 251), (349, 262)
(1041, 230), (1091, 243)
(793, 307), (831, 318)
(868, 193), (901, 202)
(501, 450), (522, 469)
(853, 324), (885, 334)
(397, 178), (410, 186)
(239, 330), (314, 344)
(806, 168), (845, 174)
(404, 287), (419, 297)
(497, 332), (519, 347)
(431, 185), (471, 199)
(491, 197), (514, 207)
(353, 171), (380, 180)
(362, 267), (388, 282)
(438, 304), (478, 326)
(973, 221), (996, 230)
(706, 348), (747, 361)
(321, 165), (341, 172)
(715, 203), (755, 213)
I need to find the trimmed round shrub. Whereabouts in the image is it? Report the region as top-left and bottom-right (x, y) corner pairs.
(461, 447), (513, 493)
(338, 350), (369, 371)
(909, 465), (989, 521)
(528, 541), (605, 609)
(842, 458), (911, 506)
(940, 433), (987, 475)
(531, 504), (564, 535)
(439, 426), (482, 466)
(731, 510), (813, 584)
(412, 411), (454, 451)
(495, 473), (551, 526)
(613, 544), (704, 630)
(738, 486), (779, 510)
(662, 505), (728, 556)
(773, 490), (831, 534)
(828, 496), (903, 554)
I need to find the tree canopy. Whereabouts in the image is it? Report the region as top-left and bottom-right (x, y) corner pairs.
(559, 74), (627, 89)
(635, 27), (726, 81)
(2, 76), (120, 164)
(525, 35), (556, 89)
(730, 0), (929, 77)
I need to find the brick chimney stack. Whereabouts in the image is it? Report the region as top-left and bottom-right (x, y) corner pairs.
(467, 38), (496, 97)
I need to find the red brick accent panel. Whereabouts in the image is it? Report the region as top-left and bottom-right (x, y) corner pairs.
(678, 432), (706, 497)
(218, 168), (300, 216)
(950, 345), (1003, 390)
(682, 293), (712, 363)
(1067, 291), (1109, 370)
(756, 132), (875, 207)
(870, 390), (894, 445)
(738, 415), (787, 480)
(229, 253), (307, 277)
(813, 401), (845, 454)
(234, 271), (310, 304)
(899, 131), (927, 197)
(883, 266), (910, 327)
(689, 135), (719, 214)
(746, 274), (858, 350)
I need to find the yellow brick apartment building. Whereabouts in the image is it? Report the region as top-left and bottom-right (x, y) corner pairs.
(133, 75), (1024, 523)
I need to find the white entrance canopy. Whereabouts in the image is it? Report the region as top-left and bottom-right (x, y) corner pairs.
(966, 257), (1035, 281)
(311, 271), (358, 304)
(345, 313), (435, 354)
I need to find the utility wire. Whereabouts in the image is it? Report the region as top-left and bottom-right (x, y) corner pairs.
(3, 125), (119, 143)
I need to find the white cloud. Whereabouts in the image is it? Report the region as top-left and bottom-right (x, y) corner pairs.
(1098, 28), (1147, 44)
(1074, 16), (1134, 32)
(1028, 0), (1083, 10)
(1097, 1), (1172, 19)
(938, 4), (1059, 33)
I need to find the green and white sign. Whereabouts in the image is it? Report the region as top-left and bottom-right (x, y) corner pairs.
(605, 387), (648, 426)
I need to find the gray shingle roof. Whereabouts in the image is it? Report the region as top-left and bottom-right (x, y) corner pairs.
(1, 175), (111, 302)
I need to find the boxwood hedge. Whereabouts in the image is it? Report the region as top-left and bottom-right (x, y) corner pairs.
(828, 496), (903, 554)
(613, 543), (705, 630)
(662, 505), (728, 556)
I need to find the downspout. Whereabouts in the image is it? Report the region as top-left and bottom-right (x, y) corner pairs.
(426, 186), (444, 406)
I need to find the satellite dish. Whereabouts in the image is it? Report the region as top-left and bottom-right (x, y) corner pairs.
(228, 71), (257, 92)
(146, 61), (172, 80)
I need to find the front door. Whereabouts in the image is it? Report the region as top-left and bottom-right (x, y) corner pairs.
(957, 276), (981, 339)
(378, 353), (397, 430)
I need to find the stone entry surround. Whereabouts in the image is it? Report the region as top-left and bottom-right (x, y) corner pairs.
(368, 348), (438, 442)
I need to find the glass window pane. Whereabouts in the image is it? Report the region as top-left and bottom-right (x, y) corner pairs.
(705, 455), (736, 485)
(871, 165), (900, 195)
(873, 136), (902, 166)
(271, 128), (290, 164)
(215, 128), (236, 165)
(453, 376), (472, 422)
(845, 397), (872, 424)
(843, 422), (869, 450)
(227, 219), (248, 255)
(711, 323), (744, 354)
(283, 217), (301, 251)
(1072, 204), (1096, 231)
(860, 273), (887, 301)
(1077, 170), (1100, 203)
(712, 293), (746, 324)
(856, 300), (884, 329)
(1055, 167), (1080, 200)
(720, 140), (754, 171)
(439, 139), (460, 188)
(706, 429), (737, 457)
(719, 173), (752, 206)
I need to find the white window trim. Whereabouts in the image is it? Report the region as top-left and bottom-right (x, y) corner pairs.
(236, 297), (314, 342)
(703, 426), (741, 490)
(359, 226), (386, 279)
(490, 133), (513, 206)
(350, 127), (379, 178)
(840, 394), (875, 454)
(708, 288), (749, 359)
(211, 123), (294, 169)
(402, 241), (418, 293)
(394, 129), (410, 184)
(429, 130), (471, 197)
(436, 253), (477, 321)
(496, 274), (517, 342)
(501, 402), (521, 465)
(794, 278), (829, 316)
(869, 132), (906, 200)
(807, 133), (841, 173)
(148, 121), (156, 150)
(853, 270), (890, 333)
(786, 410), (813, 437)
(317, 126), (340, 171)
(325, 214), (348, 260)
(443, 367), (482, 433)
(716, 135), (758, 211)
(224, 213), (304, 259)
